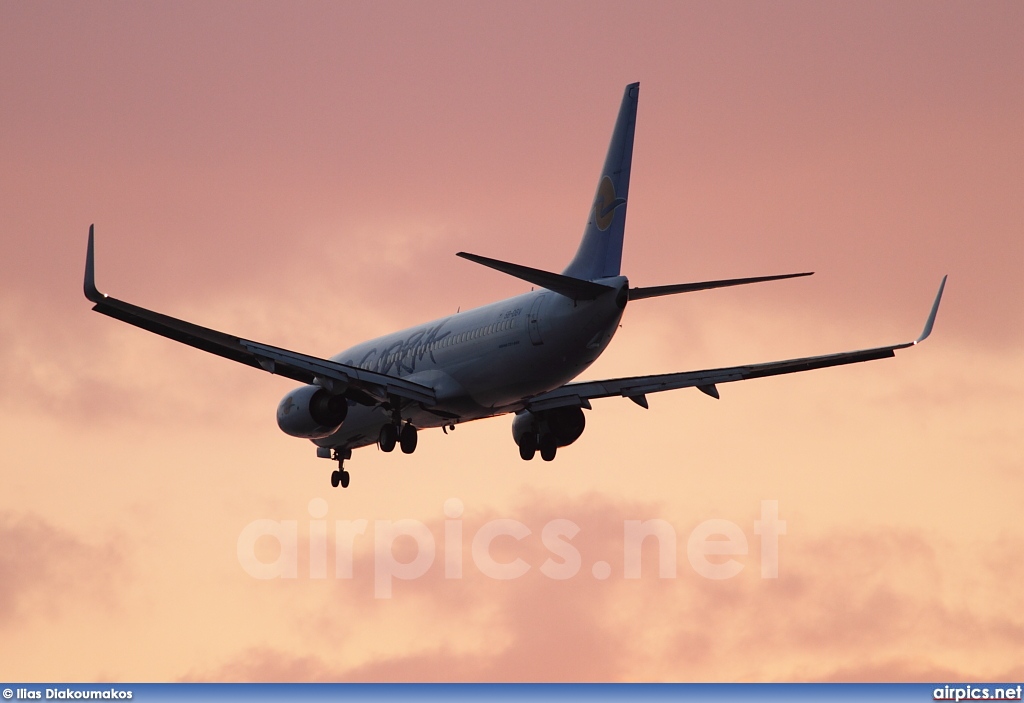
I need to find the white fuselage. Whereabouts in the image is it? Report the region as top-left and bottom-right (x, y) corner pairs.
(307, 276), (629, 450)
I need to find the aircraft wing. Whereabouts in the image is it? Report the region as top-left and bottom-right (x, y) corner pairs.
(526, 276), (946, 412)
(83, 226), (436, 406)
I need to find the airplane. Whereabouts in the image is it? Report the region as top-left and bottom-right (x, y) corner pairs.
(83, 82), (946, 489)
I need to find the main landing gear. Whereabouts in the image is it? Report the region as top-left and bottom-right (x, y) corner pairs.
(328, 420), (419, 489)
(330, 447), (352, 489)
(379, 421), (418, 454)
(518, 433), (557, 461)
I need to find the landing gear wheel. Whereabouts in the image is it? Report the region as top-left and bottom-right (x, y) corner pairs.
(539, 434), (557, 462)
(379, 423), (398, 452)
(330, 447), (352, 488)
(400, 423), (418, 454)
(519, 433), (537, 461)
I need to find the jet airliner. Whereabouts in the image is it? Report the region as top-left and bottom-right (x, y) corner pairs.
(83, 83), (946, 488)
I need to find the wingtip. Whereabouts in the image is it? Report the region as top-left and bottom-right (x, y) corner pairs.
(456, 251), (487, 264)
(84, 224), (105, 302)
(914, 274), (947, 344)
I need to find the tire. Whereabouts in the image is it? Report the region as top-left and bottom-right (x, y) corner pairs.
(379, 424), (398, 452)
(330, 470), (341, 488)
(539, 434), (557, 462)
(519, 433), (537, 461)
(400, 424), (418, 454)
(340, 470), (351, 489)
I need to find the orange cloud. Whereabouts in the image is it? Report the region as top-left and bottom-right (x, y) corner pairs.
(0, 511), (127, 625)
(2, 1), (1022, 685)
(188, 492), (1023, 682)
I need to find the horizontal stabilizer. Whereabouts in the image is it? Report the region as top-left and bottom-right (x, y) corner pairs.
(457, 252), (614, 301)
(629, 271), (813, 300)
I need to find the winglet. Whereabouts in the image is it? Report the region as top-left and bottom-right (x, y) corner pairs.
(84, 224), (106, 302)
(914, 275), (947, 344)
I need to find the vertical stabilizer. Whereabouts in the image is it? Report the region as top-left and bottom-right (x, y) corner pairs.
(561, 82), (639, 281)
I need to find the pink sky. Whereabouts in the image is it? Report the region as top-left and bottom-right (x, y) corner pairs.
(1, 1), (1022, 682)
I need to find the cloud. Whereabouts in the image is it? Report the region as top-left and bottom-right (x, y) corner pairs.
(3, 1), (1023, 685)
(0, 511), (127, 625)
(0, 290), (287, 430)
(817, 658), (1024, 684)
(180, 648), (338, 683)
(187, 492), (1024, 682)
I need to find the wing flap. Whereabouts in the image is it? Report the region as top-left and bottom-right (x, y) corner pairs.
(92, 293), (303, 379)
(85, 226), (436, 406)
(527, 276), (946, 410)
(529, 346), (899, 409)
(240, 341), (435, 405)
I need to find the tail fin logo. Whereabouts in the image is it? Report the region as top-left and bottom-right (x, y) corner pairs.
(592, 175), (627, 231)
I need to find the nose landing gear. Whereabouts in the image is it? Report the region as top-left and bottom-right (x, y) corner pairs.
(329, 447), (352, 488)
(330, 468), (350, 488)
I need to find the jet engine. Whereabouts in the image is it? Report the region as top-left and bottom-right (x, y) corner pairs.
(511, 406), (586, 452)
(277, 385), (349, 439)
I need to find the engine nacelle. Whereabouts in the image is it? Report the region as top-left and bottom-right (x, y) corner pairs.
(511, 406), (586, 448)
(277, 385), (349, 439)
